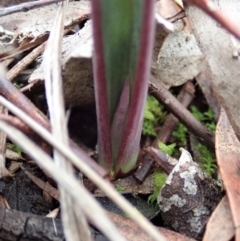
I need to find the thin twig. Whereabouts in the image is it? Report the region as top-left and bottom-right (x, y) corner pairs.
(0, 0), (65, 17)
(7, 43), (46, 81)
(149, 76), (215, 151)
(153, 81), (195, 147)
(6, 26), (73, 82)
(20, 82), (37, 92)
(0, 106), (7, 178)
(146, 147), (177, 174)
(167, 10), (186, 23)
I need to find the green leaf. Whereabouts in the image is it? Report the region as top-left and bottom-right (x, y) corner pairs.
(101, 0), (143, 122)
(116, 184), (126, 192)
(7, 143), (22, 157)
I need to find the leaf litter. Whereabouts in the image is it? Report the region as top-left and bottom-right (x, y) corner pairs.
(0, 0), (240, 240)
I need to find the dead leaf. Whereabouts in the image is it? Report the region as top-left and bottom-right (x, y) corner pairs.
(107, 211), (197, 241)
(158, 148), (222, 239)
(185, 0), (240, 142)
(156, 20), (204, 88)
(215, 107), (240, 241)
(0, 1), (90, 58)
(6, 148), (24, 161)
(203, 195), (234, 241)
(8, 161), (21, 174)
(29, 20), (94, 107)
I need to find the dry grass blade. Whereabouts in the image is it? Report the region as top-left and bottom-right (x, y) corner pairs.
(0, 66), (8, 179)
(0, 105), (7, 178)
(0, 95), (168, 241)
(203, 195), (234, 241)
(43, 1), (91, 240)
(0, 120), (127, 241)
(216, 107), (240, 241)
(7, 43), (46, 81)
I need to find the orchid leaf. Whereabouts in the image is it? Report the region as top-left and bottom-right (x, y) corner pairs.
(92, 0), (155, 178)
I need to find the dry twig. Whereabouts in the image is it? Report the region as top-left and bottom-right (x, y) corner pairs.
(149, 76), (215, 151)
(0, 0), (65, 17)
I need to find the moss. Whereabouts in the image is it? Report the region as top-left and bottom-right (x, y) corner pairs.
(116, 184), (126, 192)
(197, 143), (216, 176)
(7, 143), (23, 157)
(172, 123), (188, 147)
(158, 141), (176, 156)
(143, 95), (166, 137)
(142, 97), (217, 176)
(148, 172), (167, 206)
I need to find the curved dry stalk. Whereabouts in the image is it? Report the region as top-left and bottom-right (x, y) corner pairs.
(42, 1), (91, 240)
(0, 96), (167, 241)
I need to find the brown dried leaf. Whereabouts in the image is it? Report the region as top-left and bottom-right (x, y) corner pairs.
(8, 161), (21, 174)
(155, 20), (204, 88)
(0, 1), (90, 40)
(29, 20), (94, 107)
(203, 195), (234, 241)
(0, 1), (90, 58)
(158, 148), (222, 239)
(107, 211), (197, 241)
(6, 148), (24, 161)
(185, 0), (240, 142)
(215, 108), (240, 241)
(0, 167), (13, 179)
